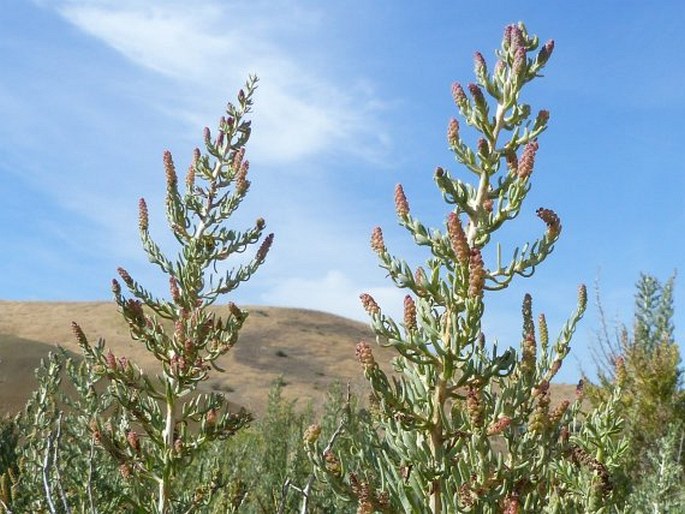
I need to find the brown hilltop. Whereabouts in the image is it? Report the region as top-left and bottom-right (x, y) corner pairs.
(0, 301), (578, 418)
(0, 301), (393, 416)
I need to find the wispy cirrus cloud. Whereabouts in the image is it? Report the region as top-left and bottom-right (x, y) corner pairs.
(262, 269), (406, 322)
(51, 0), (391, 165)
(0, 0), (398, 309)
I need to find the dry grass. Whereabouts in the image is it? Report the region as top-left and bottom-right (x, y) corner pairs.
(0, 301), (577, 418)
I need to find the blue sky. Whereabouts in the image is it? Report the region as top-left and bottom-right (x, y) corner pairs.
(2, 1), (684, 383)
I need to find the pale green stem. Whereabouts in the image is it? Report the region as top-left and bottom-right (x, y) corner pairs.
(467, 102), (506, 246)
(159, 384), (176, 513)
(429, 377), (446, 514)
(429, 312), (455, 513)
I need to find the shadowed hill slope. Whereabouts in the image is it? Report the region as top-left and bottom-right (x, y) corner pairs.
(0, 301), (394, 416)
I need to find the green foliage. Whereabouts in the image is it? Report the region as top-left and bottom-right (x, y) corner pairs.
(306, 23), (628, 513)
(634, 273), (675, 353)
(3, 21), (667, 514)
(624, 424), (685, 513)
(2, 350), (124, 512)
(186, 380), (357, 514)
(74, 77), (272, 512)
(0, 418), (18, 478)
(3, 78), (273, 514)
(249, 381), (312, 512)
(205, 379), (316, 513)
(0, 416), (19, 509)
(5, 357), (364, 513)
(587, 273), (685, 500)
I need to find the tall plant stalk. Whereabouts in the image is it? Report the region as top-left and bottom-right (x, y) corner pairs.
(72, 76), (274, 513)
(307, 23), (627, 513)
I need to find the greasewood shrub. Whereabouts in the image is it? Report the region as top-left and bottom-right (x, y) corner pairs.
(587, 273), (685, 506)
(3, 78), (273, 514)
(0, 21), (657, 514)
(306, 23), (629, 514)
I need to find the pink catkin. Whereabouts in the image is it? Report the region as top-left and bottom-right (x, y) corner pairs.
(394, 184), (410, 218)
(370, 227), (385, 254)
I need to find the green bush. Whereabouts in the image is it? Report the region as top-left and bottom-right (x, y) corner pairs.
(187, 380), (357, 513)
(3, 20), (672, 514)
(587, 273), (685, 503)
(5, 350), (124, 512)
(624, 424), (685, 513)
(0, 416), (19, 508)
(3, 78), (273, 513)
(306, 23), (628, 513)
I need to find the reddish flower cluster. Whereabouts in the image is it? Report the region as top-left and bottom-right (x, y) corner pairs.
(447, 212), (470, 266)
(474, 51), (487, 78)
(518, 140), (539, 179)
(403, 295), (417, 332)
(163, 150), (178, 189)
(468, 83), (486, 107)
(452, 82), (468, 109)
(614, 355), (627, 386)
(502, 494), (520, 514)
(549, 399), (570, 425)
(138, 198), (149, 232)
(537, 40), (555, 66)
(487, 416), (512, 436)
(512, 47), (527, 79)
(467, 386), (484, 427)
(323, 450), (341, 475)
(228, 301), (243, 321)
(536, 207), (561, 238)
(359, 293), (380, 316)
(355, 341), (376, 370)
(447, 118), (460, 148)
(370, 226), (385, 255)
(127, 430), (141, 453)
(185, 162), (196, 191)
(394, 184), (410, 219)
(256, 233), (274, 263)
(349, 473), (390, 514)
(235, 160), (250, 195)
(468, 248), (486, 298)
(71, 321), (88, 348)
(106, 350), (118, 371)
(117, 267), (135, 288)
(169, 277), (181, 304)
(549, 358), (562, 377)
(520, 332), (537, 374)
(233, 147), (245, 172)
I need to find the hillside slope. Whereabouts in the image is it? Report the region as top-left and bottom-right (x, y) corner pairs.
(0, 301), (393, 415)
(0, 301), (578, 417)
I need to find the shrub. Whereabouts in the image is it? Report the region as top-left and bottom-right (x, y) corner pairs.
(0, 416), (19, 509)
(4, 350), (124, 512)
(190, 380), (357, 513)
(306, 23), (628, 513)
(587, 273), (685, 498)
(3, 77), (273, 513)
(624, 423), (685, 513)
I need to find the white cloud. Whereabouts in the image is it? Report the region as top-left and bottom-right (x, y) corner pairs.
(52, 0), (391, 165)
(262, 269), (406, 322)
(9, 0), (397, 317)
(57, 3), (229, 79)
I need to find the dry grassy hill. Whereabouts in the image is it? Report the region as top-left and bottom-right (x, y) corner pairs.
(0, 301), (577, 418)
(0, 301), (396, 416)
